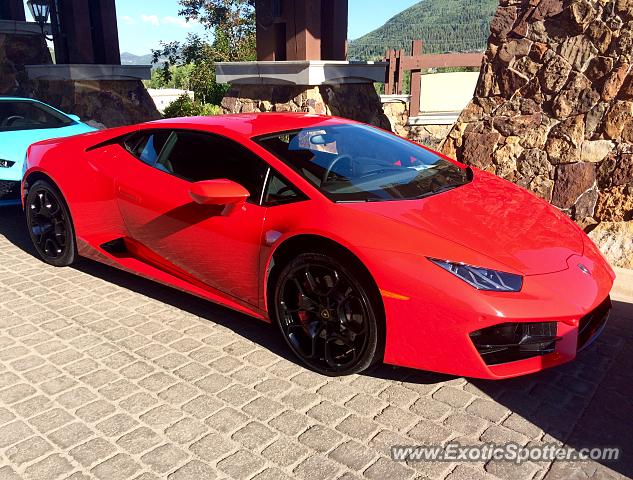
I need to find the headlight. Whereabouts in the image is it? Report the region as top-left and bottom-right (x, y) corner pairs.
(0, 159), (15, 168)
(428, 258), (523, 292)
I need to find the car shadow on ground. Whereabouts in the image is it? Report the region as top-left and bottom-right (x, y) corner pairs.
(0, 205), (451, 384)
(472, 298), (633, 478)
(0, 205), (295, 361)
(1, 205), (632, 477)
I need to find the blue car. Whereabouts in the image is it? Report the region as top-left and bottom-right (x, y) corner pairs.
(0, 97), (96, 206)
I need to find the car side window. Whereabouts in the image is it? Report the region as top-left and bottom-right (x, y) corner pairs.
(156, 130), (270, 204)
(124, 131), (171, 168)
(263, 173), (305, 206)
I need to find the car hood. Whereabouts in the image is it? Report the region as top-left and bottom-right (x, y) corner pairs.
(0, 123), (95, 163)
(344, 171), (584, 276)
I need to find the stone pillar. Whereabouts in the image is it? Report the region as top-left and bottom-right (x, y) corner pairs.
(216, 61), (391, 130)
(0, 26), (52, 96)
(29, 79), (160, 128)
(221, 83), (391, 131)
(442, 0), (633, 231)
(24, 65), (160, 128)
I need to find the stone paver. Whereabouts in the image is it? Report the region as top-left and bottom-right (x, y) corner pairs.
(0, 205), (632, 479)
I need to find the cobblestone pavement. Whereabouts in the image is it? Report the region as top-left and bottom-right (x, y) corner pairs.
(0, 205), (632, 480)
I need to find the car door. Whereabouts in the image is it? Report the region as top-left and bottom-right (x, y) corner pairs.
(114, 128), (270, 309)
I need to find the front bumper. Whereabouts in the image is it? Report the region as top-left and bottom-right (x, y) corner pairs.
(0, 180), (21, 205)
(363, 248), (615, 380)
(0, 156), (25, 206)
(470, 296), (611, 367)
(469, 320), (561, 366)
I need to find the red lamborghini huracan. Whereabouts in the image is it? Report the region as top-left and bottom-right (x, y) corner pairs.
(22, 113), (615, 379)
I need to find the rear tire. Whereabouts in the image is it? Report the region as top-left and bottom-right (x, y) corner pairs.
(25, 180), (77, 267)
(271, 252), (381, 376)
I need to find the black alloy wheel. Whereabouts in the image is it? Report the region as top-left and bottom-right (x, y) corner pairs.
(273, 253), (380, 376)
(26, 180), (77, 267)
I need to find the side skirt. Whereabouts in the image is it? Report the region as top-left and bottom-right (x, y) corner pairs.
(76, 236), (269, 322)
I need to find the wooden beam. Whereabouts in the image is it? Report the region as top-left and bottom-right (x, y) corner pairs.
(0, 0), (25, 21)
(286, 0), (322, 60)
(256, 0), (276, 60)
(320, 0), (347, 60)
(383, 39), (483, 118)
(302, 0), (322, 60)
(400, 52), (484, 70)
(284, 0), (297, 60)
(55, 0), (95, 64)
(395, 49), (405, 95)
(385, 49), (396, 94)
(89, 0), (121, 65)
(258, 0), (347, 61)
(409, 40), (423, 117)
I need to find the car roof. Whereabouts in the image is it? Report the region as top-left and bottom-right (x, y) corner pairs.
(0, 97), (39, 102)
(0, 97), (54, 108)
(143, 113), (359, 139)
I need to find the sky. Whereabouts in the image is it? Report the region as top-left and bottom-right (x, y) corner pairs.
(25, 0), (420, 56)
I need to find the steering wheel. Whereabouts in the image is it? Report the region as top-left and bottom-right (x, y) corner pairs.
(322, 155), (354, 185)
(275, 186), (295, 197)
(2, 115), (25, 127)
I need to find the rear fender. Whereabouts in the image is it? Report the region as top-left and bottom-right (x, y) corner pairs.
(24, 129), (135, 246)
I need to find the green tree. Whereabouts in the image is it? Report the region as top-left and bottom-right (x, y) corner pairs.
(145, 64), (195, 90)
(151, 0), (256, 107)
(163, 94), (222, 118)
(171, 64), (195, 90)
(179, 0), (256, 62)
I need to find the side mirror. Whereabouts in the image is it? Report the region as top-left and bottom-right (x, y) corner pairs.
(189, 179), (250, 206)
(67, 114), (81, 122)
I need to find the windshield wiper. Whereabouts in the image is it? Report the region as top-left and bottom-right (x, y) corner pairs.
(413, 182), (465, 200)
(429, 184), (462, 196)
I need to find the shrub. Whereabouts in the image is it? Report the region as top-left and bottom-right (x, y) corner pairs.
(163, 94), (198, 118)
(163, 94), (222, 118)
(199, 103), (222, 116)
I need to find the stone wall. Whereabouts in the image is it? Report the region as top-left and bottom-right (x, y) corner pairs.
(589, 221), (633, 267)
(440, 0), (633, 268)
(0, 32), (52, 95)
(221, 84), (392, 131)
(382, 100), (452, 149)
(442, 0), (633, 232)
(382, 101), (410, 137)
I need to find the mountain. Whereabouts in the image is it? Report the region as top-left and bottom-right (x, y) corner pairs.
(349, 0), (499, 60)
(120, 52), (155, 66)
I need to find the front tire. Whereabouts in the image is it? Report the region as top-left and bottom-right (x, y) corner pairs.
(25, 180), (77, 267)
(271, 253), (381, 376)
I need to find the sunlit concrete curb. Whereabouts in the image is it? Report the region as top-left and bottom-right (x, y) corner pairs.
(612, 267), (633, 302)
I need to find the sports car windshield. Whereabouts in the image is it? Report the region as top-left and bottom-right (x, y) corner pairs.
(0, 100), (73, 132)
(256, 124), (471, 202)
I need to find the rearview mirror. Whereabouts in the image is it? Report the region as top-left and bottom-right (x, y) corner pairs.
(310, 134), (336, 145)
(67, 114), (81, 122)
(189, 179), (250, 206)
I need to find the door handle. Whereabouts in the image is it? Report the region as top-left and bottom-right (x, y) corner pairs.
(117, 186), (142, 204)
